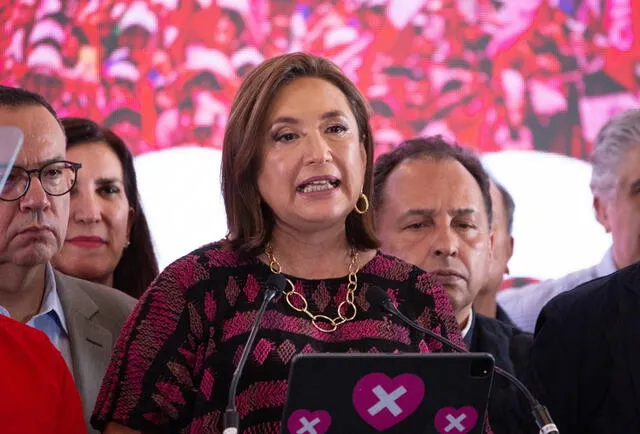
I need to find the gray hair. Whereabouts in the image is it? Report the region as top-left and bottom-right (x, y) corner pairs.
(590, 108), (640, 199)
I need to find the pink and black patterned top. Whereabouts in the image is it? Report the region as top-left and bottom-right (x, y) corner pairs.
(91, 241), (464, 433)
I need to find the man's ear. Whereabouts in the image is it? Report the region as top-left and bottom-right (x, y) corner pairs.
(594, 195), (612, 233)
(488, 231), (495, 261)
(505, 235), (514, 274)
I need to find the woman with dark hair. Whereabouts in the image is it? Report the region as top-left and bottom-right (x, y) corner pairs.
(92, 53), (464, 433)
(53, 117), (158, 298)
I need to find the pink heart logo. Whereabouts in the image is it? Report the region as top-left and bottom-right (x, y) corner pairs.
(287, 409), (331, 434)
(352, 373), (425, 431)
(434, 406), (478, 433)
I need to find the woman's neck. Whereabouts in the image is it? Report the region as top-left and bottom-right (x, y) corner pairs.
(94, 273), (114, 289)
(265, 224), (357, 279)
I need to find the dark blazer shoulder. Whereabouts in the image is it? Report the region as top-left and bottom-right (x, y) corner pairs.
(475, 313), (530, 339)
(530, 262), (640, 433)
(472, 314), (533, 374)
(537, 261), (640, 333)
(548, 261), (638, 306)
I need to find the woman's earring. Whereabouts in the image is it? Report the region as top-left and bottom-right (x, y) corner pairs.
(354, 193), (369, 215)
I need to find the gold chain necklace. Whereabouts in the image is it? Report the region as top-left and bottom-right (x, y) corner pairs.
(265, 243), (359, 333)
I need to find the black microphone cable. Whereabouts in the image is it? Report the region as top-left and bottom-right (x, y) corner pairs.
(366, 286), (559, 434)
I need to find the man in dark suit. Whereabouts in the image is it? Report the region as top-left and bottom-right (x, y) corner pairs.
(0, 85), (136, 433)
(373, 136), (535, 433)
(530, 261), (640, 433)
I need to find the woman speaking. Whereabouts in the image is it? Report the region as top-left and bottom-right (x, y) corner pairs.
(92, 53), (464, 433)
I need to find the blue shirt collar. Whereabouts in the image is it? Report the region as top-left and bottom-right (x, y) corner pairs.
(40, 263), (68, 335)
(596, 247), (617, 278)
(0, 264), (68, 336)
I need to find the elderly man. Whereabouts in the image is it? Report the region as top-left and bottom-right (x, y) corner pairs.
(0, 85), (135, 433)
(528, 108), (640, 433)
(474, 179), (515, 324)
(497, 108), (640, 332)
(373, 136), (535, 433)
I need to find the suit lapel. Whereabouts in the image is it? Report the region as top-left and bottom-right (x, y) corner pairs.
(471, 315), (516, 374)
(621, 275), (640, 420)
(56, 272), (112, 424)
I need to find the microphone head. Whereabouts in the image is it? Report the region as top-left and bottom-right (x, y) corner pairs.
(265, 273), (288, 296)
(366, 285), (393, 310)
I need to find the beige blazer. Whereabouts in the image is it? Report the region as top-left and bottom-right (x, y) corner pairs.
(55, 271), (136, 434)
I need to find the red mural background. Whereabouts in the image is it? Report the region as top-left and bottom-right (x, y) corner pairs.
(2, 0), (639, 159)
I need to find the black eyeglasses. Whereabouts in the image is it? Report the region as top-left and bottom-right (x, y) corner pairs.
(0, 160), (82, 201)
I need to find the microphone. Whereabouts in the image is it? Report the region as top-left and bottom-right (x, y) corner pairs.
(223, 274), (288, 434)
(366, 286), (559, 434)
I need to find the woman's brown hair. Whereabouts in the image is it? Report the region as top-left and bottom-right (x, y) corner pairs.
(61, 117), (159, 298)
(221, 52), (378, 256)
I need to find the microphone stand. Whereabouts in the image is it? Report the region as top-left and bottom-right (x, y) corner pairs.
(222, 275), (286, 434)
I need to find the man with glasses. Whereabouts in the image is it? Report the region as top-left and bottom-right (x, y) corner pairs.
(0, 85), (135, 434)
(2, 160), (82, 202)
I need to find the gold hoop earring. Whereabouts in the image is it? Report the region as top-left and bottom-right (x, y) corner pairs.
(354, 193), (369, 215)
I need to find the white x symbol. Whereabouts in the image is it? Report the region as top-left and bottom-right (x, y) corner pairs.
(367, 384), (407, 417)
(445, 413), (467, 432)
(296, 416), (320, 434)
